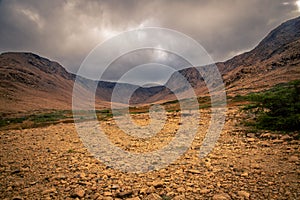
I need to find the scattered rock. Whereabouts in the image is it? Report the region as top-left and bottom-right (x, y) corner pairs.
(247, 138), (255, 142)
(103, 192), (112, 196)
(12, 196), (23, 200)
(71, 188), (85, 198)
(212, 193), (231, 200)
(146, 186), (155, 194)
(90, 193), (100, 199)
(116, 190), (133, 198)
(111, 184), (119, 190)
(11, 168), (21, 174)
(151, 180), (164, 188)
(260, 133), (272, 138)
(200, 188), (210, 194)
(288, 156), (298, 162)
(176, 187), (185, 193)
(251, 163), (261, 169)
(272, 139), (284, 144)
(139, 187), (148, 194)
(246, 133), (256, 138)
(280, 135), (292, 141)
(186, 169), (201, 174)
(126, 197), (141, 200)
(42, 188), (56, 195)
(172, 195), (186, 200)
(1, 108), (299, 199)
(237, 190), (250, 199)
(241, 172), (249, 177)
(144, 193), (162, 200)
(260, 141), (271, 147)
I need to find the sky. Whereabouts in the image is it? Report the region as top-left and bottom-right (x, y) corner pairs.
(0, 0), (300, 85)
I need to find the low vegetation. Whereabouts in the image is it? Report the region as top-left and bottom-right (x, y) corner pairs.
(3, 81), (299, 133)
(243, 80), (300, 133)
(0, 110), (72, 130)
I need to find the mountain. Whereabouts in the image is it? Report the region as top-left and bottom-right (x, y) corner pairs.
(221, 16), (300, 94)
(1, 16), (300, 114)
(0, 52), (111, 115)
(0, 52), (169, 114)
(163, 16), (300, 97)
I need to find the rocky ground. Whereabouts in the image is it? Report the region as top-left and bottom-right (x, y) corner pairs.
(0, 106), (299, 200)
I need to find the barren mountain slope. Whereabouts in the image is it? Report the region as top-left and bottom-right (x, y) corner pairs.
(1, 16), (300, 113)
(0, 52), (111, 115)
(162, 16), (300, 98)
(222, 16), (300, 94)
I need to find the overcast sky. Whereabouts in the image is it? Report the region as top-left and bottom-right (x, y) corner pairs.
(0, 0), (299, 85)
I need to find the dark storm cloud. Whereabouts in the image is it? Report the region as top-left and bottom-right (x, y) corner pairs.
(0, 0), (299, 84)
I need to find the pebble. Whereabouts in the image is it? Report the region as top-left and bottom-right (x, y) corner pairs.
(116, 190), (133, 198)
(42, 188), (56, 195)
(126, 197), (141, 200)
(186, 169), (201, 174)
(176, 187), (185, 193)
(247, 138), (255, 142)
(212, 193), (231, 200)
(288, 156), (298, 162)
(144, 193), (162, 200)
(260, 141), (271, 147)
(103, 192), (112, 196)
(272, 139), (284, 144)
(12, 196), (23, 200)
(111, 184), (119, 190)
(200, 188), (210, 194)
(241, 172), (249, 177)
(280, 135), (292, 141)
(71, 188), (85, 198)
(172, 195), (186, 200)
(237, 190), (250, 199)
(151, 180), (164, 188)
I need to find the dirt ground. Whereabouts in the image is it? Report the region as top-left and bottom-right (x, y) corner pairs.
(0, 106), (299, 200)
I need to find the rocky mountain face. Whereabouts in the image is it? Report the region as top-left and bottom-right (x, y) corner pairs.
(169, 16), (300, 96)
(0, 52), (169, 113)
(221, 16), (300, 94)
(0, 52), (108, 114)
(146, 16), (300, 100)
(1, 16), (300, 113)
(0, 52), (74, 114)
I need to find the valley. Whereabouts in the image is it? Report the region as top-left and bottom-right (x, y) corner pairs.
(0, 12), (300, 200)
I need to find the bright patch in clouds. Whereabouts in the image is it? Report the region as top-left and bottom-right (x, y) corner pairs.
(102, 28), (119, 39)
(296, 0), (300, 12)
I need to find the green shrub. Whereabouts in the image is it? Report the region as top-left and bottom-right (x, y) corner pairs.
(244, 80), (300, 132)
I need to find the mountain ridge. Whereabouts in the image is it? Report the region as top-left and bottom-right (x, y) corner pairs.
(1, 16), (300, 114)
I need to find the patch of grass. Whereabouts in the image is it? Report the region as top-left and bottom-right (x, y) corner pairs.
(230, 94), (250, 102)
(243, 80), (300, 133)
(0, 116), (27, 127)
(0, 110), (72, 130)
(199, 104), (211, 109)
(96, 109), (110, 114)
(30, 112), (67, 123)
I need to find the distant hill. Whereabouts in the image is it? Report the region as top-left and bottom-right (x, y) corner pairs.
(137, 16), (300, 102)
(0, 52), (169, 114)
(0, 52), (111, 115)
(0, 16), (300, 114)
